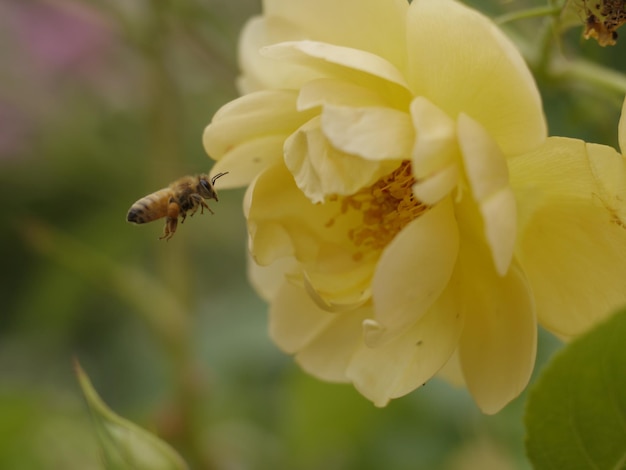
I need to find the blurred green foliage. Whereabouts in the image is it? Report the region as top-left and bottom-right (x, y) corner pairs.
(1, 0), (625, 468)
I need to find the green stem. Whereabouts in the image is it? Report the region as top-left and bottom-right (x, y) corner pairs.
(551, 58), (626, 96)
(495, 5), (561, 25)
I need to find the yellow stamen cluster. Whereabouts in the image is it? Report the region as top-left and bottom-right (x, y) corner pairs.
(327, 161), (428, 259)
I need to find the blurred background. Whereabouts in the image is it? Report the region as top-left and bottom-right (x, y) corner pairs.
(1, 0), (624, 469)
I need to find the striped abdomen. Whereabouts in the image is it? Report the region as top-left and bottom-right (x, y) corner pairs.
(126, 188), (172, 224)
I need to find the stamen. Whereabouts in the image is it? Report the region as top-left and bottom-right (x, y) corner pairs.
(327, 161), (428, 260)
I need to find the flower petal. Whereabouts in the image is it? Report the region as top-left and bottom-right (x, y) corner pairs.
(269, 280), (337, 354)
(368, 197), (459, 345)
(412, 164), (460, 205)
(203, 90), (315, 158)
(247, 163), (377, 305)
(263, 0), (408, 69)
(509, 137), (626, 337)
(238, 16), (314, 92)
(458, 114), (516, 275)
(298, 78), (391, 110)
(405, 0), (546, 155)
(261, 41), (411, 93)
(285, 116), (398, 203)
(347, 278), (464, 407)
(619, 96), (626, 154)
(321, 105), (413, 160)
(587, 142), (626, 224)
(295, 307), (365, 383)
(410, 96), (459, 179)
(248, 255), (298, 302)
(458, 258), (536, 415)
(209, 135), (285, 189)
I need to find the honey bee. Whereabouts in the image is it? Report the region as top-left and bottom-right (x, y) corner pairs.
(127, 172), (228, 240)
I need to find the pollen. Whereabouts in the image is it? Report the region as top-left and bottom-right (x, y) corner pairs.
(327, 161), (428, 260)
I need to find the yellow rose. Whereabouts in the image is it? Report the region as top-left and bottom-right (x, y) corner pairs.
(204, 0), (626, 413)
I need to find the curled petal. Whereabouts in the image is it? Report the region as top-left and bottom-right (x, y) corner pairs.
(510, 137), (626, 336)
(204, 90), (315, 159)
(458, 257), (536, 415)
(261, 41), (411, 94)
(303, 268), (372, 313)
(405, 0), (546, 155)
(285, 117), (398, 203)
(321, 105), (414, 160)
(247, 163), (374, 304)
(458, 114), (516, 275)
(347, 278), (464, 407)
(246, 164), (314, 265)
(412, 164), (459, 205)
(369, 197), (459, 345)
(410, 96), (459, 179)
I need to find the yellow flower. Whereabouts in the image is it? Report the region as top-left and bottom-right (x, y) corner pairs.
(204, 0), (626, 413)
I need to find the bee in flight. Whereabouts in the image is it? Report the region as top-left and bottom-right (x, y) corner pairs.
(127, 172), (228, 240)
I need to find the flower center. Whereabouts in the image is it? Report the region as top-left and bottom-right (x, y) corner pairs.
(327, 161), (428, 260)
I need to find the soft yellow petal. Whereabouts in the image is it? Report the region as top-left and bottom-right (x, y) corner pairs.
(457, 114), (509, 201)
(203, 90), (315, 159)
(347, 278), (464, 407)
(248, 255), (298, 302)
(269, 281), (337, 353)
(246, 164), (313, 265)
(458, 258), (536, 415)
(247, 161), (367, 263)
(321, 105), (413, 160)
(458, 114), (516, 275)
(237, 17), (316, 92)
(412, 164), (460, 205)
(285, 116), (398, 203)
(368, 197), (459, 345)
(209, 135), (285, 189)
(263, 0), (408, 69)
(261, 41), (411, 93)
(296, 306), (369, 382)
(619, 97), (626, 154)
(406, 0), (546, 155)
(410, 96), (459, 179)
(298, 78), (391, 110)
(303, 260), (374, 311)
(509, 137), (626, 336)
(587, 142), (626, 223)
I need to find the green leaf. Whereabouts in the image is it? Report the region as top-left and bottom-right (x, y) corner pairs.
(75, 360), (189, 470)
(525, 309), (626, 470)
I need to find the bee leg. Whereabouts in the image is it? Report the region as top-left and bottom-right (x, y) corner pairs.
(159, 202), (180, 240)
(198, 199), (213, 215)
(189, 195), (212, 217)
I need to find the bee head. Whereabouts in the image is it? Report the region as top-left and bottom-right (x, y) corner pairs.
(199, 172), (228, 201)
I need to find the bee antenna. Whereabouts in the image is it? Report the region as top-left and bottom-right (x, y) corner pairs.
(211, 172), (229, 185)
